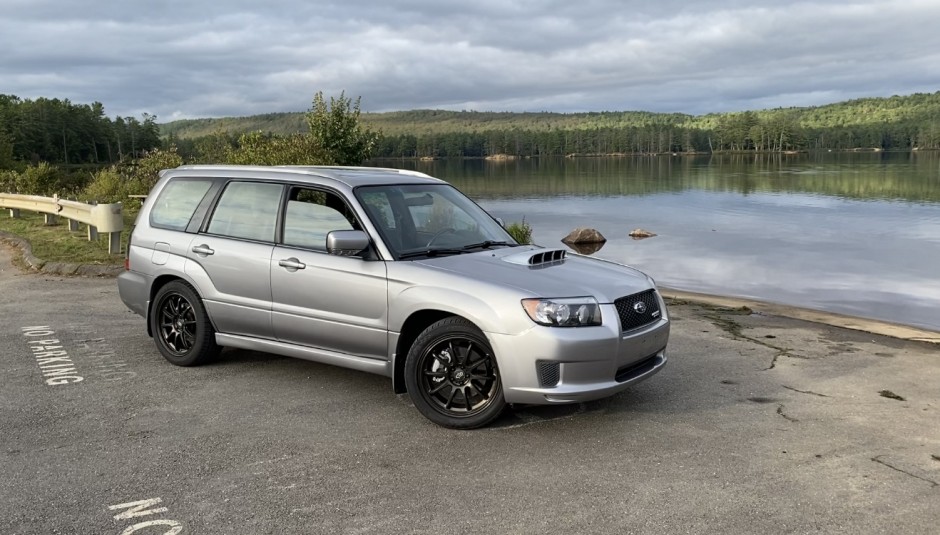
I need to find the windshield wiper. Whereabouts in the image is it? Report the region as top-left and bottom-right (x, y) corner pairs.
(461, 240), (517, 251)
(398, 248), (467, 260)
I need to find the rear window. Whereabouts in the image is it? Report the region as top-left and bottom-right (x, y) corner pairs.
(150, 179), (214, 231)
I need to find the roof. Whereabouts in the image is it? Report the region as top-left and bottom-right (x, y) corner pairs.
(165, 165), (444, 188)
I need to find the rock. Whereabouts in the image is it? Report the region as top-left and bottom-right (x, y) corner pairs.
(629, 228), (657, 239)
(561, 227), (606, 244)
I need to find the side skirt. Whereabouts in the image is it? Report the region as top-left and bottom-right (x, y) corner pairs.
(215, 333), (391, 378)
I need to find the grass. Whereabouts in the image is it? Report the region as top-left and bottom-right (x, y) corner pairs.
(506, 219), (533, 244)
(0, 209), (135, 265)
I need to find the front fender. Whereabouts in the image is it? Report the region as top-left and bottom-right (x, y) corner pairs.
(388, 284), (532, 336)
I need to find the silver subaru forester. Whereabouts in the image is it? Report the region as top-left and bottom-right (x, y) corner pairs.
(118, 165), (669, 428)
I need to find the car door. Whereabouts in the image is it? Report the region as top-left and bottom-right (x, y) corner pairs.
(270, 186), (388, 359)
(186, 180), (282, 339)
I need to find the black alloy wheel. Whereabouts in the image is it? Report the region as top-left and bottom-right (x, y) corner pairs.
(405, 317), (505, 428)
(150, 280), (220, 366)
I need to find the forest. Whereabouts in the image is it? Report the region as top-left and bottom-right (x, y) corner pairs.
(2, 91), (940, 171)
(163, 91), (940, 158)
(0, 94), (161, 168)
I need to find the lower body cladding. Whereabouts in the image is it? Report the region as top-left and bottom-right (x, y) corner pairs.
(487, 314), (670, 405)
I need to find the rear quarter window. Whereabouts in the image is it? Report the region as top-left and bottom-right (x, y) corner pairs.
(150, 179), (214, 231)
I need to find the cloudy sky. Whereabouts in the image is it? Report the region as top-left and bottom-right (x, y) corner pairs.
(3, 0), (939, 121)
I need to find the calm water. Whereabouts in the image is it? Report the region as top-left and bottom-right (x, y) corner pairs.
(372, 153), (940, 331)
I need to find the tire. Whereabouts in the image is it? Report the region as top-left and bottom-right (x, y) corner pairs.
(405, 317), (505, 429)
(149, 280), (220, 366)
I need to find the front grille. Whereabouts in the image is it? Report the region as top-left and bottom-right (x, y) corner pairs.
(614, 289), (661, 332)
(536, 360), (560, 388)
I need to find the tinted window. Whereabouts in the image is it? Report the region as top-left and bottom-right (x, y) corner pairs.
(283, 188), (356, 250)
(150, 179), (213, 231)
(207, 182), (283, 242)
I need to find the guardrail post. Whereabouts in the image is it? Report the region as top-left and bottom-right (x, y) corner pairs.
(87, 201), (99, 241)
(44, 213), (58, 225)
(108, 231), (122, 254)
(8, 208), (18, 218)
(67, 197), (79, 231)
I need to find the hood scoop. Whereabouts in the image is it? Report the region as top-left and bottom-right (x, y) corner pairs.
(503, 249), (567, 266)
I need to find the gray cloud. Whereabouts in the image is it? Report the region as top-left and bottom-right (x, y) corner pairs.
(1, 0), (938, 120)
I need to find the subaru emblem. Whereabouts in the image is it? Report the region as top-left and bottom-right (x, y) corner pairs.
(633, 301), (647, 314)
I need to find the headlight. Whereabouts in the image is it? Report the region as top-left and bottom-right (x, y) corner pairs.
(521, 297), (602, 327)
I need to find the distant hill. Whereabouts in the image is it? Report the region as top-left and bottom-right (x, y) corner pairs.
(160, 91), (940, 139)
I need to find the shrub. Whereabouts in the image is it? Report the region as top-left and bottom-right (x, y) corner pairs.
(1, 162), (66, 195)
(225, 132), (328, 166)
(506, 218), (533, 244)
(82, 167), (129, 204)
(0, 169), (16, 193)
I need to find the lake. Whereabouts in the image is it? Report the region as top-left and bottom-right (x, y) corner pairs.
(371, 152), (940, 332)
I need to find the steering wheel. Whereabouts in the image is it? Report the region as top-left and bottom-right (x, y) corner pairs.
(425, 228), (457, 247)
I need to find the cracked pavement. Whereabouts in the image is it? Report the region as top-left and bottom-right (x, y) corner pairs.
(1, 245), (938, 534)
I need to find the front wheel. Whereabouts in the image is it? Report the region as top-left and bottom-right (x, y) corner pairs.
(405, 318), (505, 429)
(149, 280), (220, 366)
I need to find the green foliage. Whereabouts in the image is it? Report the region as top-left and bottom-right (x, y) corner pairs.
(162, 91), (940, 156)
(0, 94), (161, 166)
(224, 132), (327, 166)
(191, 130), (236, 164)
(0, 169), (16, 193)
(81, 147), (184, 203)
(82, 167), (129, 203)
(0, 130), (14, 170)
(1, 162), (68, 196)
(306, 91), (379, 165)
(506, 219), (533, 244)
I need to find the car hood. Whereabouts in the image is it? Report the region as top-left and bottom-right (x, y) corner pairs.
(414, 246), (653, 303)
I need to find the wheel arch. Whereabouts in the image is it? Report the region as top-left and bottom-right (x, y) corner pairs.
(147, 274), (210, 337)
(392, 309), (459, 393)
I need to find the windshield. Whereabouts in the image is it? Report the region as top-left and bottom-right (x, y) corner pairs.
(355, 183), (517, 259)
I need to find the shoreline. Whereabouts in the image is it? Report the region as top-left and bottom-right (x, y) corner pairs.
(370, 148), (939, 161)
(2, 232), (937, 344)
(661, 287), (940, 345)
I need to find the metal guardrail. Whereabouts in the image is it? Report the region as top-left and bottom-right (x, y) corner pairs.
(0, 193), (124, 254)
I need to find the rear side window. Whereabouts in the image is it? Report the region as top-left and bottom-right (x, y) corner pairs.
(206, 181), (283, 242)
(150, 179), (214, 231)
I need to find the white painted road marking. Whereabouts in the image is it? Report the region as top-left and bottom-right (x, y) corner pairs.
(108, 497), (182, 534)
(22, 326), (83, 385)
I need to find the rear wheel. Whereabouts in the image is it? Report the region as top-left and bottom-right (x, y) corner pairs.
(150, 280), (220, 366)
(405, 317), (505, 429)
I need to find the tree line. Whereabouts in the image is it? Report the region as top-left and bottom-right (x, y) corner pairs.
(366, 118), (940, 158)
(0, 94), (161, 168)
(0, 92), (377, 202)
(3, 91), (940, 174)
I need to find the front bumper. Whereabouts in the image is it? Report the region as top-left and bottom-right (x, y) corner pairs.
(487, 303), (670, 405)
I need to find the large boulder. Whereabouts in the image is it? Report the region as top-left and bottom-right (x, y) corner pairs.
(561, 227), (606, 244)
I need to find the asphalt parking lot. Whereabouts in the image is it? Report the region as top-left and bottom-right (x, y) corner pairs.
(1, 245), (938, 534)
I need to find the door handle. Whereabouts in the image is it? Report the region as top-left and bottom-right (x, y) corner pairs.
(191, 244), (215, 256)
(278, 257), (306, 271)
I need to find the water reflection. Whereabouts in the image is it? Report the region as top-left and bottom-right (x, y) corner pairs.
(371, 153), (940, 331)
(563, 241), (606, 255)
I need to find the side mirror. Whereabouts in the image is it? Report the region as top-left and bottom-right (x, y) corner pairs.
(327, 230), (370, 257)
